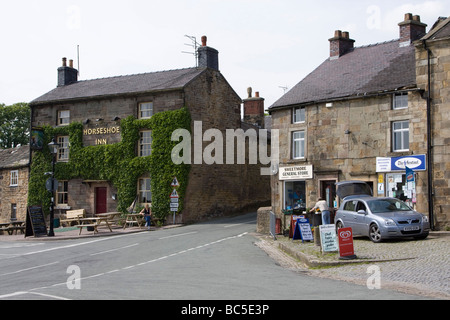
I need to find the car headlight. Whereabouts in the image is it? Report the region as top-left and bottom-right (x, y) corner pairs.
(422, 215), (429, 223)
(385, 219), (396, 226)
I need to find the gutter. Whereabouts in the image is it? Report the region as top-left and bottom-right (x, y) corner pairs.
(422, 39), (435, 231)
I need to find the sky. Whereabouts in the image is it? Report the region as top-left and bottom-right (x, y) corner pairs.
(1, 0), (449, 109)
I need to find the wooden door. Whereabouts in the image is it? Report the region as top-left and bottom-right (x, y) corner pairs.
(95, 187), (107, 214)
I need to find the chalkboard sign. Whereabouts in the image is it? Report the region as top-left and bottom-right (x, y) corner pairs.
(25, 205), (47, 237)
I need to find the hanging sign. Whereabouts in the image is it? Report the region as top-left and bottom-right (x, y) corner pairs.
(319, 224), (338, 252)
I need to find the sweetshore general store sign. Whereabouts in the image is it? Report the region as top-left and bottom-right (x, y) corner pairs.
(279, 165), (313, 181)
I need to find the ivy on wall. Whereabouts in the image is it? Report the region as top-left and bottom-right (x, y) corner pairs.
(28, 107), (191, 220)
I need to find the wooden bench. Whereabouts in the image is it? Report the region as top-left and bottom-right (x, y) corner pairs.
(60, 209), (85, 227)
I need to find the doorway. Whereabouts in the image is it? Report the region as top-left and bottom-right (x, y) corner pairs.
(95, 187), (107, 214)
(320, 181), (337, 209)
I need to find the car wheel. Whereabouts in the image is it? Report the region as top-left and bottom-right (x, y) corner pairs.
(336, 221), (344, 230)
(369, 223), (382, 243)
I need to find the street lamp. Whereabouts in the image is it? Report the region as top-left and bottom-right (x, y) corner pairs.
(48, 138), (60, 237)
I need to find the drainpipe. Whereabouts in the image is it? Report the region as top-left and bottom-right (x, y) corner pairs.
(422, 39), (435, 231)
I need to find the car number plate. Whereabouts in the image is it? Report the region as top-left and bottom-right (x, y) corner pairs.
(404, 226), (420, 231)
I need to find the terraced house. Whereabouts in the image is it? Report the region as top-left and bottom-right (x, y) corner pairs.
(269, 14), (450, 230)
(29, 36), (270, 224)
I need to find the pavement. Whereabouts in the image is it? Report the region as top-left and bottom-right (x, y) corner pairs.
(255, 231), (450, 300)
(1, 223), (449, 300)
(0, 224), (182, 242)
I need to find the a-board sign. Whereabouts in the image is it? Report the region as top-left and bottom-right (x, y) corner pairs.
(289, 215), (303, 238)
(25, 205), (47, 237)
(338, 227), (355, 257)
(319, 224), (338, 252)
(292, 218), (313, 242)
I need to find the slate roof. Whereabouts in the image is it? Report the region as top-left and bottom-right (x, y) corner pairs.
(270, 39), (417, 110)
(0, 145), (29, 169)
(31, 67), (206, 105)
(422, 16), (450, 40)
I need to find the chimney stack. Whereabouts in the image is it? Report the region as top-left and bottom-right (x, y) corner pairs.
(398, 13), (427, 47)
(58, 57), (78, 87)
(329, 30), (355, 59)
(197, 35), (219, 71)
(243, 87), (265, 128)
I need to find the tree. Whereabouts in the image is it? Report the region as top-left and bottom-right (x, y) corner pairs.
(0, 102), (31, 149)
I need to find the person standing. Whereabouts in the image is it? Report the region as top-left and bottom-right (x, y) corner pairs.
(309, 197), (331, 225)
(140, 203), (152, 230)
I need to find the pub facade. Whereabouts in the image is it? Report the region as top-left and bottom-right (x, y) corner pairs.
(29, 36), (270, 224)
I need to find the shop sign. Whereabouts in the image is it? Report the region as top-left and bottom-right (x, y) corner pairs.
(319, 224), (338, 252)
(279, 165), (313, 181)
(376, 155), (426, 172)
(292, 218), (313, 242)
(337, 227), (355, 258)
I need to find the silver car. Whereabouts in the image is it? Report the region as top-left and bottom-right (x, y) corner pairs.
(335, 181), (430, 243)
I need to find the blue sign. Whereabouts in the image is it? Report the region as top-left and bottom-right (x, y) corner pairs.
(293, 218), (314, 242)
(391, 155), (426, 172)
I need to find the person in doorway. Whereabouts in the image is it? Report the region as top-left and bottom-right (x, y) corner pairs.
(140, 203), (152, 230)
(309, 197), (331, 225)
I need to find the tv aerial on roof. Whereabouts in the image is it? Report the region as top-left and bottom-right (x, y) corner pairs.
(182, 35), (200, 68)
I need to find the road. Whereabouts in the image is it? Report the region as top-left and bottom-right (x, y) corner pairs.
(0, 212), (428, 301)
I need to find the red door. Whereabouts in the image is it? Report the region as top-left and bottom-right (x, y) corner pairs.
(95, 187), (107, 214)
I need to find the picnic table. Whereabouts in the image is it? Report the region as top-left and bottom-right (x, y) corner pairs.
(0, 221), (25, 235)
(76, 217), (113, 235)
(96, 212), (123, 226)
(123, 214), (144, 229)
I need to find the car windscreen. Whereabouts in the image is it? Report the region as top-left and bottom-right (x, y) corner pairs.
(367, 199), (412, 213)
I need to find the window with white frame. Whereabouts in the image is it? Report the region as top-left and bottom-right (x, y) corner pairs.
(139, 131), (152, 157)
(293, 106), (305, 123)
(393, 93), (408, 110)
(139, 102), (154, 119)
(56, 181), (69, 206)
(292, 131), (305, 159)
(58, 110), (70, 126)
(392, 121), (409, 152)
(10, 170), (18, 186)
(57, 136), (70, 161)
(138, 177), (152, 203)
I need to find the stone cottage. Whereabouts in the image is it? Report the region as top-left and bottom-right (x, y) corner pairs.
(0, 145), (29, 223)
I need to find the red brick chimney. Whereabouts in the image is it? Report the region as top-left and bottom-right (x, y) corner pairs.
(243, 87), (265, 128)
(398, 13), (427, 47)
(329, 30), (355, 59)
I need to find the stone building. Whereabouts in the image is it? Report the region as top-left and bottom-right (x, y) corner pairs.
(29, 36), (270, 224)
(268, 14), (449, 230)
(0, 145), (29, 223)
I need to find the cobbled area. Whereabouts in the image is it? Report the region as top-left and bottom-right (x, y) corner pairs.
(255, 233), (450, 300)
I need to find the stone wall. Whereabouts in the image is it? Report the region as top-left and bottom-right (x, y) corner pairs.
(416, 38), (450, 229)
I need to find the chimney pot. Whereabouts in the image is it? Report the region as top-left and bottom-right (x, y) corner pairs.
(201, 36), (207, 47)
(255, 92), (260, 98)
(329, 30), (354, 59)
(62, 57), (67, 67)
(399, 13), (427, 46)
(247, 87), (252, 98)
(69, 59), (74, 68)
